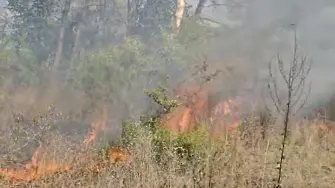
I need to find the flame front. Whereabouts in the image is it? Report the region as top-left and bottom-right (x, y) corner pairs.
(83, 121), (104, 145)
(0, 105), (117, 184)
(83, 105), (107, 146)
(163, 85), (241, 136)
(107, 147), (131, 165)
(0, 144), (71, 184)
(210, 98), (241, 137)
(0, 86), (243, 185)
(163, 86), (209, 133)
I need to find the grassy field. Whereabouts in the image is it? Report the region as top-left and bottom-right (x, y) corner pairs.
(0, 92), (334, 188)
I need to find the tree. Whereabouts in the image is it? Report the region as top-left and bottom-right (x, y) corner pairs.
(194, 0), (207, 19)
(174, 0), (185, 33)
(53, 0), (71, 69)
(193, 0), (247, 24)
(69, 0), (89, 68)
(267, 26), (312, 188)
(126, 0), (177, 39)
(6, 0), (62, 62)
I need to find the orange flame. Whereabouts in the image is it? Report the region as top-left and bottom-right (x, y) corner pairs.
(81, 106), (133, 166)
(163, 85), (209, 134)
(210, 98), (241, 137)
(163, 85), (242, 137)
(107, 147), (132, 165)
(178, 107), (192, 133)
(86, 147), (132, 173)
(0, 143), (71, 184)
(83, 105), (108, 146)
(0, 84), (244, 185)
(0, 105), (135, 185)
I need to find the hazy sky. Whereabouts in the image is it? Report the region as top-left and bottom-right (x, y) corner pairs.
(186, 0), (335, 107)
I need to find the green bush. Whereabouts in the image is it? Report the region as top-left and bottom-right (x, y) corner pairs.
(120, 84), (211, 167)
(72, 37), (156, 100)
(0, 35), (45, 86)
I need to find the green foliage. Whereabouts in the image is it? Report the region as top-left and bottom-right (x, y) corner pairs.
(145, 84), (180, 114)
(158, 31), (192, 69)
(1, 0), (216, 90)
(72, 37), (157, 101)
(0, 0), (221, 166)
(127, 0), (176, 38)
(155, 23), (217, 80)
(177, 18), (216, 48)
(0, 34), (45, 86)
(120, 121), (141, 148)
(121, 84), (179, 147)
(153, 127), (209, 163)
(120, 84), (210, 166)
(71, 33), (196, 103)
(7, 0), (61, 62)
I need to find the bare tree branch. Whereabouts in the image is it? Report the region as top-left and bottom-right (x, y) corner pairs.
(267, 25), (312, 188)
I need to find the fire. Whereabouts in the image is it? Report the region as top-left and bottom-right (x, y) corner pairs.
(178, 107), (192, 133)
(82, 106), (132, 166)
(163, 85), (242, 137)
(85, 147), (132, 174)
(107, 147), (132, 165)
(163, 106), (194, 133)
(210, 98), (241, 137)
(83, 105), (108, 146)
(163, 85), (209, 133)
(0, 85), (244, 185)
(0, 105), (132, 184)
(0, 143), (71, 184)
(83, 120), (105, 145)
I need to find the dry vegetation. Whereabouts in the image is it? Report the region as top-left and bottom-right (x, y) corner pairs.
(0, 79), (335, 188)
(0, 1), (335, 188)
(0, 113), (334, 188)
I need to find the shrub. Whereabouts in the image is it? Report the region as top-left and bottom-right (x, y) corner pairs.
(0, 36), (45, 86)
(71, 37), (155, 101)
(120, 84), (211, 169)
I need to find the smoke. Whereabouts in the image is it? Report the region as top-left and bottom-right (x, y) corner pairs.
(2, 0), (335, 138)
(188, 0), (335, 113)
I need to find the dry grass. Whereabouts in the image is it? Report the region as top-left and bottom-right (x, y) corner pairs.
(0, 121), (334, 188)
(0, 87), (335, 188)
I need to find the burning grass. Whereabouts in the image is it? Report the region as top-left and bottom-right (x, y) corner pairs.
(0, 85), (335, 187)
(1, 120), (334, 188)
(0, 103), (130, 186)
(0, 143), (71, 184)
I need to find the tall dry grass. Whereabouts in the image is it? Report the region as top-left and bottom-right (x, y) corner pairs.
(0, 116), (334, 187)
(0, 85), (335, 188)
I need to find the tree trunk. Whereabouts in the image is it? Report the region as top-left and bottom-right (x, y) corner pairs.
(70, 26), (81, 67)
(69, 0), (89, 69)
(126, 0), (133, 36)
(53, 0), (71, 70)
(174, 0), (185, 33)
(194, 0), (207, 18)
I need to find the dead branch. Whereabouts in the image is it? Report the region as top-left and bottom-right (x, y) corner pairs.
(267, 25), (312, 188)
